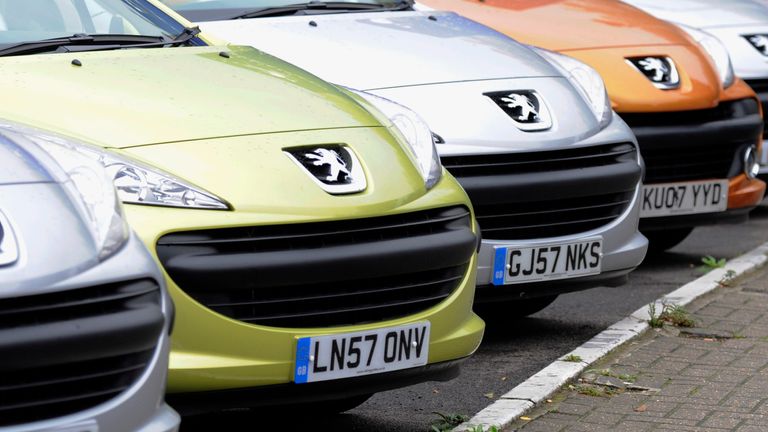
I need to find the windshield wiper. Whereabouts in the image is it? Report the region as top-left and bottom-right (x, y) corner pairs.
(0, 27), (201, 57)
(231, 1), (412, 19)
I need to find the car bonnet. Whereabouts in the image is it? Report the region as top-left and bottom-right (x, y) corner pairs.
(0, 45), (382, 149)
(623, 0), (768, 29)
(195, 11), (563, 90)
(419, 0), (686, 52)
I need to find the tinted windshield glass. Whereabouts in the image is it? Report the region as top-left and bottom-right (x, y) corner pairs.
(168, 0), (406, 18)
(0, 0), (185, 45)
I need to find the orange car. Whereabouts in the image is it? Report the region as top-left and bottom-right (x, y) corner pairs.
(421, 0), (766, 251)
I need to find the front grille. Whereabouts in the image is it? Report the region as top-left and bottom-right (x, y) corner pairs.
(620, 98), (762, 183)
(442, 143), (641, 240)
(158, 207), (476, 328)
(745, 79), (768, 138)
(0, 279), (163, 426)
(0, 350), (154, 427)
(473, 191), (635, 240)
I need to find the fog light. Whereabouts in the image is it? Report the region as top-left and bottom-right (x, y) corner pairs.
(744, 145), (760, 180)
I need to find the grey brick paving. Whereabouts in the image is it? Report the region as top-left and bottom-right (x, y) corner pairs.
(506, 266), (768, 432)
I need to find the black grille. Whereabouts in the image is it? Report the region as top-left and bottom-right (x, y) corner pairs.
(620, 98), (762, 183)
(473, 191), (634, 240)
(442, 143), (641, 240)
(745, 79), (768, 138)
(0, 350), (154, 427)
(158, 207), (476, 328)
(0, 279), (163, 426)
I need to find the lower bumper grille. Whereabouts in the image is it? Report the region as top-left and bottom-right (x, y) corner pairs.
(0, 279), (163, 426)
(620, 98), (762, 183)
(442, 143), (641, 240)
(158, 206), (476, 328)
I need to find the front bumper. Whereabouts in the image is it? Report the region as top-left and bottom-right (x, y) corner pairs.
(439, 114), (647, 296)
(621, 97), (766, 223)
(3, 235), (178, 432)
(124, 175), (484, 402)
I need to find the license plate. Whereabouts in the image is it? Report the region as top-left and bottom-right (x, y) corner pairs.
(641, 180), (728, 218)
(492, 238), (603, 285)
(294, 322), (430, 384)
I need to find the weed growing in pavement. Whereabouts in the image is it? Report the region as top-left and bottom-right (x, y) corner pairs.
(430, 412), (469, 432)
(563, 354), (582, 362)
(593, 368), (637, 383)
(700, 255), (726, 273)
(718, 270), (738, 287)
(466, 425), (499, 432)
(573, 384), (615, 397)
(648, 301), (695, 328)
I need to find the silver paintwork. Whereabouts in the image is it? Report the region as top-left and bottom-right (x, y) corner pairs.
(0, 133), (179, 432)
(190, 9), (646, 288)
(0, 209), (18, 267)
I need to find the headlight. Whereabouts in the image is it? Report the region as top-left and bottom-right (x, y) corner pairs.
(6, 125), (229, 213)
(15, 129), (129, 259)
(533, 47), (612, 129)
(347, 89), (443, 189)
(677, 24), (735, 89)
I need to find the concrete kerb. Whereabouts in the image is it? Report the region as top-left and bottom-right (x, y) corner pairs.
(455, 242), (768, 431)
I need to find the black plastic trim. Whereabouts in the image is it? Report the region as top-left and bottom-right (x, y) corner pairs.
(474, 268), (635, 303)
(640, 207), (753, 231)
(167, 358), (465, 416)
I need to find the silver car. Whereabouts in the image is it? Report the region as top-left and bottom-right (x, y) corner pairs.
(624, 0), (768, 183)
(0, 123), (179, 432)
(164, 0), (648, 316)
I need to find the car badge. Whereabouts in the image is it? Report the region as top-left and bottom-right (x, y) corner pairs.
(744, 34), (768, 56)
(626, 56), (680, 90)
(0, 210), (19, 267)
(484, 90), (553, 131)
(284, 145), (366, 195)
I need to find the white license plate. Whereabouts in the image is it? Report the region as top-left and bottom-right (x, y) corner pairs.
(294, 322), (430, 384)
(641, 180), (728, 218)
(492, 238), (603, 285)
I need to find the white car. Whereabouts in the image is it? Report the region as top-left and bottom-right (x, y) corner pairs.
(163, 0), (648, 316)
(624, 0), (768, 183)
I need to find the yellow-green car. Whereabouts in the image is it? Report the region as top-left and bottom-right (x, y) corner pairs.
(0, 0), (484, 413)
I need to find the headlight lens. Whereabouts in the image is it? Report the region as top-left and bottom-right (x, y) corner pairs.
(348, 89), (443, 189)
(8, 125), (229, 213)
(534, 47), (612, 129)
(677, 24), (735, 89)
(19, 130), (128, 259)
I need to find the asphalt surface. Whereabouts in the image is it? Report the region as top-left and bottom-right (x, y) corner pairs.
(182, 203), (768, 432)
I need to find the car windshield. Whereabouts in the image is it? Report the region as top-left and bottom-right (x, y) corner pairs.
(0, 0), (187, 48)
(167, 0), (412, 21)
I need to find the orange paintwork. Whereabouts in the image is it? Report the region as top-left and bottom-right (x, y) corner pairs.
(421, 0), (765, 209)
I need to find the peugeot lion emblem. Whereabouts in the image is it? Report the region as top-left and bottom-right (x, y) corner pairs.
(484, 90), (553, 131)
(745, 34), (768, 56)
(284, 145), (367, 195)
(626, 56), (680, 90)
(0, 210), (19, 267)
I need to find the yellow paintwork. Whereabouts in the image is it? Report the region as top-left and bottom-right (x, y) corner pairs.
(0, 0), (483, 394)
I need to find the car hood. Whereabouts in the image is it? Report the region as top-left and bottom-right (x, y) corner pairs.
(623, 0), (768, 29)
(0, 45), (380, 149)
(195, 11), (563, 90)
(419, 0), (688, 51)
